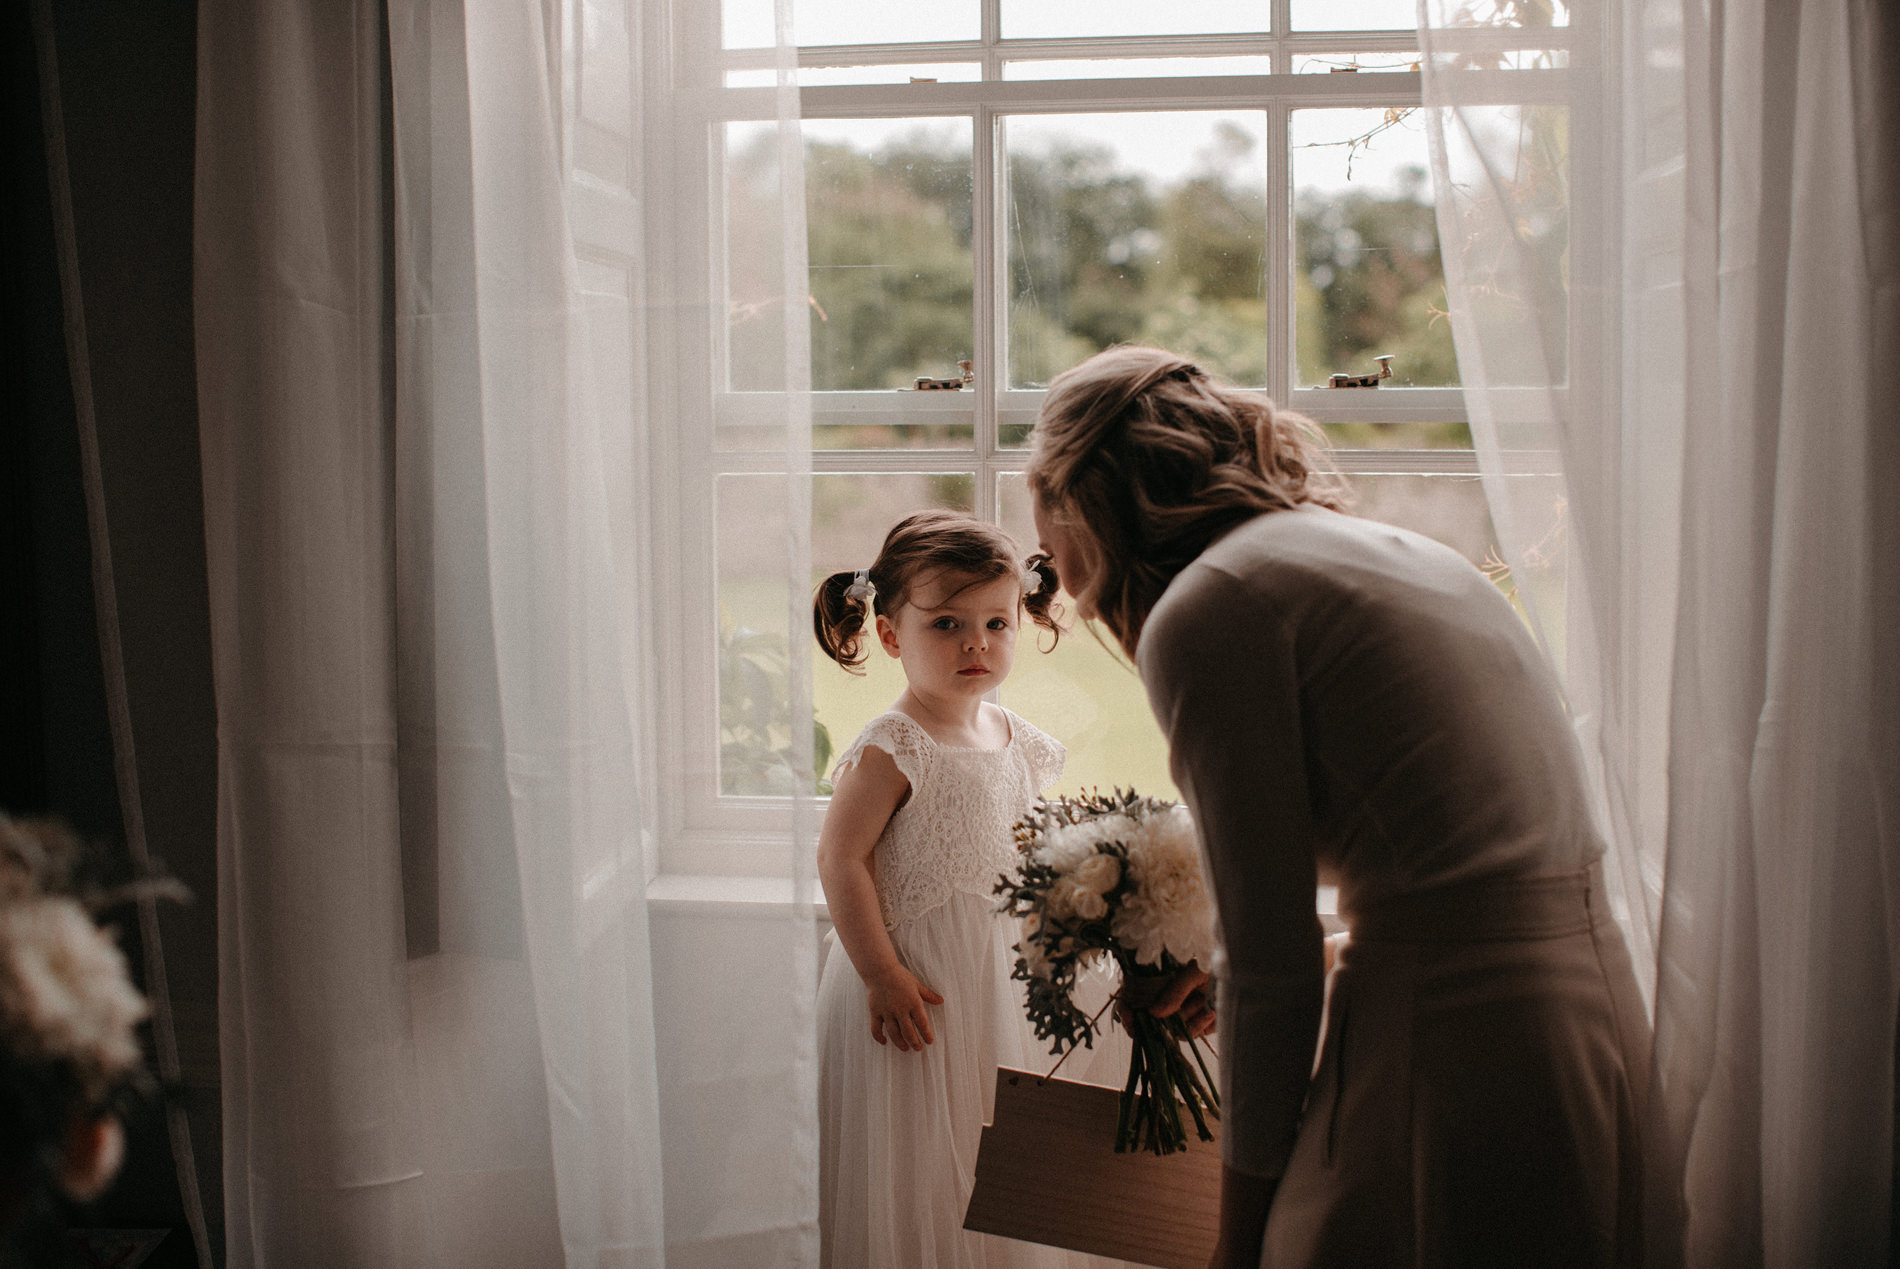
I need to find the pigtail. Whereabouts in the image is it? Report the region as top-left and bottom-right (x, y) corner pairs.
(1022, 553), (1064, 648)
(813, 571), (873, 673)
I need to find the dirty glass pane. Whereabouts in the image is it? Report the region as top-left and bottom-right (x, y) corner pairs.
(1289, 0), (1416, 30)
(727, 118), (976, 429)
(804, 118), (975, 394)
(1004, 56), (1274, 80)
(1292, 106), (1459, 389)
(723, 0), (978, 49)
(1003, 0), (1269, 39)
(1005, 111), (1270, 389)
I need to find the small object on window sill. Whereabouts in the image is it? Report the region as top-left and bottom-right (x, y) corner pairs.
(1330, 65), (1360, 73)
(910, 76), (938, 83)
(1327, 354), (1393, 388)
(912, 359), (975, 391)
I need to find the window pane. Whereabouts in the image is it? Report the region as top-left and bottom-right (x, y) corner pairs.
(1003, 0), (1269, 39)
(716, 473), (800, 796)
(996, 475), (1177, 799)
(1293, 0), (1568, 29)
(809, 473), (977, 787)
(805, 119), (975, 393)
(1322, 419), (1473, 449)
(1006, 112), (1269, 390)
(1432, 104), (1570, 386)
(725, 121), (800, 396)
(1292, 107), (1459, 388)
(1347, 473), (1497, 568)
(1004, 56), (1274, 81)
(1289, 0), (1416, 30)
(723, 0), (978, 49)
(728, 119), (976, 403)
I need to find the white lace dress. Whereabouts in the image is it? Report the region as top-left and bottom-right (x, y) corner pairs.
(817, 708), (1125, 1269)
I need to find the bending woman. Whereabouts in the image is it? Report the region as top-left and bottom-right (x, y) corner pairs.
(1025, 346), (1649, 1268)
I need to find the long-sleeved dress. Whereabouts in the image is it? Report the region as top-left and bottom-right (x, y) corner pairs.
(1136, 505), (1650, 1267)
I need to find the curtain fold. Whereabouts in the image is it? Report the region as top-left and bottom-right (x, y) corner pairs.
(197, 0), (818, 1262)
(1420, 0), (1900, 1264)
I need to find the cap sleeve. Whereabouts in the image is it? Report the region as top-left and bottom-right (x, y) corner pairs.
(1010, 712), (1066, 791)
(831, 712), (932, 793)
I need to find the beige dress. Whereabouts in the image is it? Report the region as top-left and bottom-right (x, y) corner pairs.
(1136, 506), (1649, 1268)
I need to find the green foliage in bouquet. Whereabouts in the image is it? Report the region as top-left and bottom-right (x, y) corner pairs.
(996, 788), (1220, 1156)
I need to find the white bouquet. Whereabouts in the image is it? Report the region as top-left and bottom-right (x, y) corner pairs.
(995, 789), (1219, 1155)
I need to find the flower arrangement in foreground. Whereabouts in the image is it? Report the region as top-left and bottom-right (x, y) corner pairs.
(994, 788), (1219, 1155)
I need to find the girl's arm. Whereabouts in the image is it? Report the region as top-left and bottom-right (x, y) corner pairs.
(817, 745), (945, 1051)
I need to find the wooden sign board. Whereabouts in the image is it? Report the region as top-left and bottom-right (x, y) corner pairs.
(963, 1068), (1221, 1268)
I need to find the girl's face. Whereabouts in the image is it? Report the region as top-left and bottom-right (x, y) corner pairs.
(876, 568), (1022, 701)
(1032, 496), (1095, 618)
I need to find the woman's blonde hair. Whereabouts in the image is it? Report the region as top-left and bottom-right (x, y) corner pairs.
(1025, 346), (1349, 656)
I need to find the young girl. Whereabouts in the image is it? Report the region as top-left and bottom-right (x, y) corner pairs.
(813, 510), (1103, 1268)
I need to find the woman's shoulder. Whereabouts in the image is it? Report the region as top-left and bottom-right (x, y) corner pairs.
(1163, 507), (1479, 619)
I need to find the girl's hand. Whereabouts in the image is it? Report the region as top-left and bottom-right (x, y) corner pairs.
(864, 967), (944, 1051)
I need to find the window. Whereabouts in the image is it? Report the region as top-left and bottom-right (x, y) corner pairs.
(657, 0), (1569, 871)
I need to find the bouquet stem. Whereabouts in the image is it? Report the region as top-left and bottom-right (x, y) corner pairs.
(1112, 999), (1220, 1155)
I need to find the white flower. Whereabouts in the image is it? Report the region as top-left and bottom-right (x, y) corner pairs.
(0, 897), (148, 1092)
(1034, 828), (1095, 874)
(1072, 853), (1122, 896)
(1111, 805), (1216, 967)
(1051, 877), (1106, 922)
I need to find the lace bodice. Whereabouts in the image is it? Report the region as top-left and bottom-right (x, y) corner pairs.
(831, 708), (1065, 930)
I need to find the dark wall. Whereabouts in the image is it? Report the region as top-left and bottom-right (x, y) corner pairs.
(3, 2), (219, 1264)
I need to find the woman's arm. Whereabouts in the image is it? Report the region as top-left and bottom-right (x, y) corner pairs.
(817, 746), (944, 1050)
(1138, 562), (1329, 1259)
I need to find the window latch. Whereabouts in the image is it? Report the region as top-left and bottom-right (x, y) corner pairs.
(1327, 355), (1393, 388)
(912, 360), (974, 391)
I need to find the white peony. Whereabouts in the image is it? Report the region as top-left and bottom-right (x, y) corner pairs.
(1110, 806), (1216, 967)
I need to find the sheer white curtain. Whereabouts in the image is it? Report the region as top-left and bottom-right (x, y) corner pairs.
(1420, 1), (1899, 1264)
(195, 0), (817, 1264)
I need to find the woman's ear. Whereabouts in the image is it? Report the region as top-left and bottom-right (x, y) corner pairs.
(876, 612), (901, 658)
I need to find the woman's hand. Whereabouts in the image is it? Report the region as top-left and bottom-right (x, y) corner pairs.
(864, 966), (945, 1051)
(1117, 962), (1216, 1038)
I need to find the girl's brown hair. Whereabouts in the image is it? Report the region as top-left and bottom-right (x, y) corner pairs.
(1025, 345), (1349, 657)
(813, 510), (1062, 673)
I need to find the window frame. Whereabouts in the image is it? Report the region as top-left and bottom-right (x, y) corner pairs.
(651, 0), (1571, 875)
